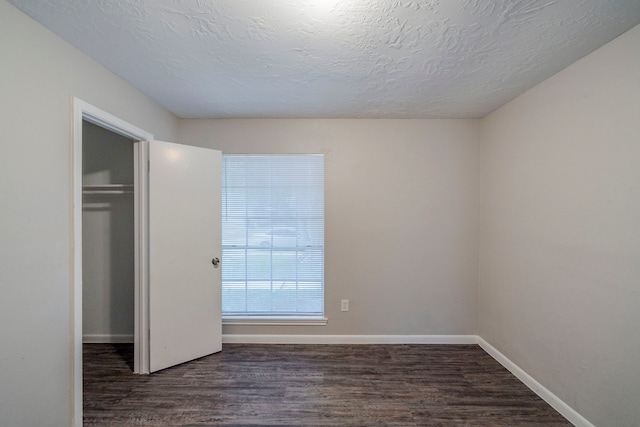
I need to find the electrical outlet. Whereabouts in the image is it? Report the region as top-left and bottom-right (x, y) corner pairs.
(341, 299), (349, 312)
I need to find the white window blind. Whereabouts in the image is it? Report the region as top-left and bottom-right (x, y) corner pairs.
(221, 155), (324, 317)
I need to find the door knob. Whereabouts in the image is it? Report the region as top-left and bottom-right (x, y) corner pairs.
(211, 257), (220, 267)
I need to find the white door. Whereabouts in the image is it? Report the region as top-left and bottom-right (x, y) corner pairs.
(148, 140), (222, 372)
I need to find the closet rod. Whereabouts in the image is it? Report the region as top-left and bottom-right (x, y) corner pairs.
(82, 184), (134, 195)
(83, 190), (133, 195)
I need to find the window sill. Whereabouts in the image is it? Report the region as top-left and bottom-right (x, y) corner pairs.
(222, 316), (328, 326)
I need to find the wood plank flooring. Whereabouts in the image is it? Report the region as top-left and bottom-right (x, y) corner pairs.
(83, 344), (571, 426)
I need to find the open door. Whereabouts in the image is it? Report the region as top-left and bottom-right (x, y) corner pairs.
(148, 140), (222, 372)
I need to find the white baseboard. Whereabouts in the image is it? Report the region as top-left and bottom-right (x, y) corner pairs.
(477, 338), (593, 427)
(83, 334), (134, 343)
(222, 334), (478, 344)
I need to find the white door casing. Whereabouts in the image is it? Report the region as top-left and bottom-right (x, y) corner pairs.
(148, 140), (222, 372)
(73, 99), (155, 427)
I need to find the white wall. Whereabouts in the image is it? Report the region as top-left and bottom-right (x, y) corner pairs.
(82, 122), (135, 342)
(479, 24), (640, 427)
(179, 119), (480, 337)
(0, 2), (177, 426)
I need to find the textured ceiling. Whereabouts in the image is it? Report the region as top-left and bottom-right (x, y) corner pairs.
(9, 0), (640, 118)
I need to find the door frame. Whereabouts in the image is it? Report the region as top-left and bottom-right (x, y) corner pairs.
(71, 98), (153, 426)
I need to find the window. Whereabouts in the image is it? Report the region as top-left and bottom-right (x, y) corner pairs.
(221, 155), (324, 321)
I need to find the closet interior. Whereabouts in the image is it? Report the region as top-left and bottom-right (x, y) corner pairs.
(82, 121), (135, 349)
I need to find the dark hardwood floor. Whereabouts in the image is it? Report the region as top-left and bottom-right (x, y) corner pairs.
(83, 343), (571, 426)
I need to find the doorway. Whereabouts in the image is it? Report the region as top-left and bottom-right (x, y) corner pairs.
(72, 98), (223, 427)
(82, 121), (135, 366)
(72, 99), (154, 427)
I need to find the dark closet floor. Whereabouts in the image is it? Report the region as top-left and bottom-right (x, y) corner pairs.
(83, 343), (571, 426)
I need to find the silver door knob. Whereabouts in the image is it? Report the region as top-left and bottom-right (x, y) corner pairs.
(211, 257), (220, 267)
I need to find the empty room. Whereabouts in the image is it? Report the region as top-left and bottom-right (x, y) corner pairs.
(1, 1), (639, 426)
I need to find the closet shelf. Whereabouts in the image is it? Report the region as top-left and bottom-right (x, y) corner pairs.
(83, 184), (134, 195)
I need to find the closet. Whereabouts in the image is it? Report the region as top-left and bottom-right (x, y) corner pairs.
(77, 110), (222, 376)
(82, 121), (135, 345)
